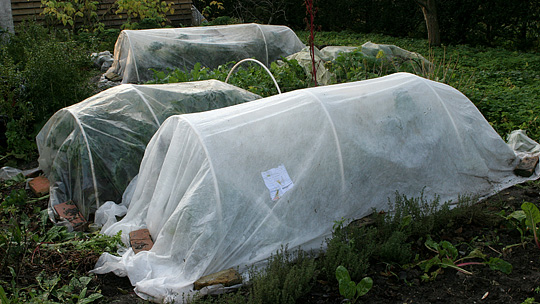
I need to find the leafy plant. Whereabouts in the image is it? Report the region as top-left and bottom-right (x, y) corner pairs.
(418, 237), (512, 281)
(335, 266), (373, 303)
(115, 0), (174, 29)
(201, 1), (224, 19)
(40, 0), (104, 32)
(506, 202), (540, 249)
(150, 58), (308, 98)
(522, 298), (540, 304)
(322, 219), (377, 283)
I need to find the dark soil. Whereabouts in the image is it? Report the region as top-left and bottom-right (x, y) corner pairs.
(4, 168), (539, 304)
(301, 184), (540, 304)
(94, 181), (540, 304)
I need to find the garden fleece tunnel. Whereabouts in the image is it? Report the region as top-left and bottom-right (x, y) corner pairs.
(107, 23), (305, 83)
(94, 72), (539, 303)
(36, 80), (261, 221)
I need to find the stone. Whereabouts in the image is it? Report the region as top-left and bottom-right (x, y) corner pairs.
(53, 200), (87, 231)
(101, 59), (114, 72)
(514, 155), (539, 177)
(28, 176), (50, 197)
(193, 268), (242, 290)
(104, 70), (122, 82)
(129, 229), (153, 254)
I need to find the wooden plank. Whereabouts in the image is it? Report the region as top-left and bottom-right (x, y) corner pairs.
(11, 7), (44, 16)
(13, 15), (45, 22)
(11, 2), (42, 9)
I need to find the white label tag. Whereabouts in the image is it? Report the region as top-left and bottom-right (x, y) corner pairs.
(261, 165), (294, 201)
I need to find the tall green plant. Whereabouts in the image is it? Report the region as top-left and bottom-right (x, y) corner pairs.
(40, 0), (104, 32)
(115, 0), (174, 29)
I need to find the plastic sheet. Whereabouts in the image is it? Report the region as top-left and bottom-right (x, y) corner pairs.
(107, 23), (305, 83)
(36, 80), (260, 220)
(94, 73), (539, 302)
(0, 167), (22, 181)
(361, 41), (431, 67)
(286, 43), (430, 86)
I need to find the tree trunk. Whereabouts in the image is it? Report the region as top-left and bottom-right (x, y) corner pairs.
(416, 0), (441, 46)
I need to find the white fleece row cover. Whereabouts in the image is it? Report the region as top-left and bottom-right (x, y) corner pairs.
(36, 81), (260, 219)
(94, 73), (537, 302)
(108, 23), (305, 83)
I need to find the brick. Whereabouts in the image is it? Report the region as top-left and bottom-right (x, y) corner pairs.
(130, 240), (153, 253)
(28, 176), (50, 197)
(193, 268), (242, 290)
(514, 155), (539, 178)
(129, 229), (151, 241)
(53, 200), (87, 231)
(129, 229), (153, 254)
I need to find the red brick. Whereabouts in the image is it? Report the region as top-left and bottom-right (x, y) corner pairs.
(29, 176), (50, 197)
(129, 229), (151, 241)
(514, 155), (539, 178)
(130, 240), (154, 253)
(129, 229), (153, 254)
(53, 200), (87, 231)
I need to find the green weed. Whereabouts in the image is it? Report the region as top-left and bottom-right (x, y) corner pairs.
(335, 266), (373, 303)
(150, 58), (308, 98)
(417, 237), (512, 281)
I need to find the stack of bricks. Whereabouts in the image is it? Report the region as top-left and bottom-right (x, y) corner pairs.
(27, 173), (88, 231)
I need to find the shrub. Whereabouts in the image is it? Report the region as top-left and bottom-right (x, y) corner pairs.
(376, 230), (412, 265)
(321, 221), (377, 283)
(40, 0), (104, 33)
(23, 39), (94, 124)
(0, 22), (95, 164)
(248, 247), (317, 304)
(114, 0), (174, 29)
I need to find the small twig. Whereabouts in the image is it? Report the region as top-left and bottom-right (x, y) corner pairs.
(31, 242), (54, 264)
(487, 245), (502, 256)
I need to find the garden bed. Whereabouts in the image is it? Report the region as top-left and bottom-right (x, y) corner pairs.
(2, 170), (539, 304)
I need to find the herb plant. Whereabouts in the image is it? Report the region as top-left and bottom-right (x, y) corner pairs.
(335, 266), (373, 303)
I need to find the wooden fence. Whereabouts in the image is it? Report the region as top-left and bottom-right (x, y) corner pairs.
(10, 0), (193, 29)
